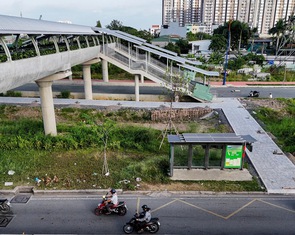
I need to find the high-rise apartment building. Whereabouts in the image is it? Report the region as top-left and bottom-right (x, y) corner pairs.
(162, 0), (295, 35)
(162, 0), (202, 26)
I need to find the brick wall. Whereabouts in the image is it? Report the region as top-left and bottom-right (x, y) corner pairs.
(151, 107), (213, 121)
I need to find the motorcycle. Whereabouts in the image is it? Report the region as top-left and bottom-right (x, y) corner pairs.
(248, 90), (260, 97)
(94, 195), (127, 216)
(0, 199), (11, 214)
(123, 213), (160, 234)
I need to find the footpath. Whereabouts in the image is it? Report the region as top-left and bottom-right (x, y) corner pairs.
(55, 79), (295, 87)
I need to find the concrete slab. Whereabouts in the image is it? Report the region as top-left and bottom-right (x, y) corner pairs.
(171, 169), (253, 181)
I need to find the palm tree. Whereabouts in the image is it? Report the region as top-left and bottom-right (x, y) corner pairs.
(268, 19), (286, 56)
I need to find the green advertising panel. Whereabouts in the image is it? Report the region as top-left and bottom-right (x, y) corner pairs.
(224, 145), (243, 168)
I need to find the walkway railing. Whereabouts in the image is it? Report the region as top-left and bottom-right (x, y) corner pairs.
(104, 43), (211, 100)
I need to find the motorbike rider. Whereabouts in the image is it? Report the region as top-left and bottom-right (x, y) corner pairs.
(105, 188), (118, 214)
(136, 205), (151, 233)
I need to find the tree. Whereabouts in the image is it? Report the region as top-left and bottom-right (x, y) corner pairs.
(106, 20), (123, 30)
(176, 39), (191, 54)
(209, 34), (227, 52)
(207, 51), (224, 65)
(212, 20), (251, 51)
(164, 42), (181, 55)
(186, 32), (211, 41)
(96, 20), (102, 28)
(268, 19), (286, 56)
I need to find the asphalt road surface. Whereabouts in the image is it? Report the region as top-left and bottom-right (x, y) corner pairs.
(13, 83), (295, 99)
(1, 194), (295, 234)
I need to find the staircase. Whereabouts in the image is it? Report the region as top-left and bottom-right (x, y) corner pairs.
(101, 43), (217, 102)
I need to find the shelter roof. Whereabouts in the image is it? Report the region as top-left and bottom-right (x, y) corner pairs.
(168, 133), (256, 144)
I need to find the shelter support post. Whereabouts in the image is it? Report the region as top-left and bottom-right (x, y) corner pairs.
(220, 144), (226, 170)
(188, 144), (193, 169)
(170, 144), (175, 176)
(205, 144), (210, 170)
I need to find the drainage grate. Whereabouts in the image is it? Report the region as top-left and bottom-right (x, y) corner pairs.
(10, 194), (31, 203)
(0, 216), (13, 227)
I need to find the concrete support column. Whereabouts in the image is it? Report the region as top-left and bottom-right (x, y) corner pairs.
(36, 80), (57, 136)
(36, 70), (72, 136)
(135, 74), (140, 102)
(102, 59), (109, 82)
(140, 74), (144, 83)
(83, 64), (93, 100)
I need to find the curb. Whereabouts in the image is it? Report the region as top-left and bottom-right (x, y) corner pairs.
(0, 186), (269, 197)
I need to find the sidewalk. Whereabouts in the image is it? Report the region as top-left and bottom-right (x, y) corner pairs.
(210, 81), (295, 87)
(56, 78), (295, 87)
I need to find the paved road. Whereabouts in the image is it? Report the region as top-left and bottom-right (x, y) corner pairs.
(13, 81), (295, 99)
(1, 193), (295, 234)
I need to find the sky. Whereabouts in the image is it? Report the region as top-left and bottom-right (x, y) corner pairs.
(1, 0), (162, 30)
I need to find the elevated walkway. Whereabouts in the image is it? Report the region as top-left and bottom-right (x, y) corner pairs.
(0, 14), (219, 103)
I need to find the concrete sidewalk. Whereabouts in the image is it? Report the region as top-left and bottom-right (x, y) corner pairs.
(171, 169), (253, 181)
(55, 79), (295, 87)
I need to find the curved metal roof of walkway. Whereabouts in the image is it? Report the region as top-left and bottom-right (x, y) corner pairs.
(0, 14), (211, 72)
(0, 14), (96, 35)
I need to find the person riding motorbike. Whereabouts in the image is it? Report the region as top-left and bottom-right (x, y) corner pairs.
(105, 188), (118, 214)
(136, 204), (151, 233)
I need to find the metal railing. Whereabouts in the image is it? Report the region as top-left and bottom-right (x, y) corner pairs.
(104, 43), (212, 101)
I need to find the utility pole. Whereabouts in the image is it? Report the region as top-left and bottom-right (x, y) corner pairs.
(223, 20), (232, 86)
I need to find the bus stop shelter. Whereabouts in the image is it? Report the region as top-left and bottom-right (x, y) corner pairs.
(167, 133), (256, 177)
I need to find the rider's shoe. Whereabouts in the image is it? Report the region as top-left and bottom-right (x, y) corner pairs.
(137, 229), (144, 234)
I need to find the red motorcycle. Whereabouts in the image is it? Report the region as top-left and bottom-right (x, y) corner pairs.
(94, 195), (127, 216)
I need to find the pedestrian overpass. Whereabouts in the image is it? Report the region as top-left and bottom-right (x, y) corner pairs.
(0, 14), (219, 135)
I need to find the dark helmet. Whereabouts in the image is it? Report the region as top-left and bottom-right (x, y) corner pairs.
(142, 205), (150, 211)
(110, 188), (116, 194)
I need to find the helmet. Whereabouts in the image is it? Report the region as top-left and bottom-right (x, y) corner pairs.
(142, 205), (150, 211)
(110, 188), (116, 194)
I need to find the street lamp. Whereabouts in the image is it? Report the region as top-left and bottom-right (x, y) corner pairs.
(223, 20), (232, 85)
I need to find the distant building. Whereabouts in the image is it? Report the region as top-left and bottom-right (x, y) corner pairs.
(162, 0), (295, 35)
(186, 24), (206, 34)
(150, 25), (161, 37)
(190, 40), (211, 54)
(160, 20), (187, 38)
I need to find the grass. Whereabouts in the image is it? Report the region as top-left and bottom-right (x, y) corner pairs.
(0, 104), (267, 192)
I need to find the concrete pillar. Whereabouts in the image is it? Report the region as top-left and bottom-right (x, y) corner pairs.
(36, 70), (72, 136)
(82, 58), (100, 100)
(36, 80), (57, 136)
(83, 64), (93, 100)
(140, 74), (144, 83)
(102, 59), (109, 82)
(135, 74), (140, 102)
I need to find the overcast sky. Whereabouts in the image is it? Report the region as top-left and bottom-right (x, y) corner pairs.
(1, 0), (162, 30)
